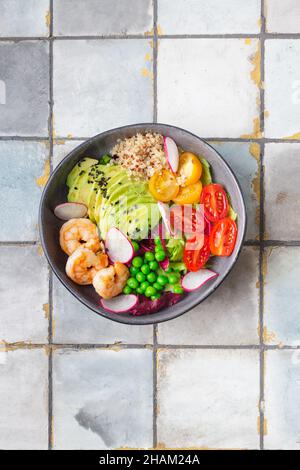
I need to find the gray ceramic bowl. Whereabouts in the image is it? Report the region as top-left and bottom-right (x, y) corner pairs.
(39, 123), (246, 325)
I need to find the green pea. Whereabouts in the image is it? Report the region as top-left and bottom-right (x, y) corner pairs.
(136, 287), (144, 295)
(144, 252), (155, 262)
(131, 241), (139, 252)
(157, 274), (168, 286)
(127, 277), (139, 289)
(151, 293), (161, 301)
(154, 237), (162, 246)
(155, 250), (166, 262)
(147, 272), (157, 284)
(132, 256), (143, 268)
(153, 282), (163, 291)
(173, 285), (184, 294)
(140, 281), (150, 292)
(149, 260), (159, 271)
(136, 272), (146, 283)
(130, 266), (139, 276)
(141, 264), (151, 275)
(168, 273), (179, 284)
(165, 267), (173, 273)
(123, 286), (132, 295)
(145, 286), (157, 298)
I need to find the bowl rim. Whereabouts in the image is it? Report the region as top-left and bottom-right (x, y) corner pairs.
(39, 122), (247, 325)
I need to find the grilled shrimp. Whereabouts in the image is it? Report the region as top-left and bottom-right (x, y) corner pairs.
(60, 218), (101, 256)
(92, 262), (130, 299)
(66, 246), (108, 285)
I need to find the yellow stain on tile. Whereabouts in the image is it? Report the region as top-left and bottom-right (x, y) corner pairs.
(157, 24), (163, 35)
(43, 303), (49, 320)
(145, 53), (152, 62)
(249, 143), (260, 162)
(263, 327), (277, 344)
(36, 159), (50, 187)
(241, 117), (262, 139)
(257, 18), (262, 29)
(37, 245), (44, 256)
(66, 133), (73, 139)
(45, 10), (51, 29)
(245, 38), (252, 45)
(264, 110), (270, 119)
(257, 416), (268, 435)
(144, 27), (153, 36)
(53, 139), (66, 146)
(250, 42), (261, 88)
(141, 67), (153, 79)
(283, 131), (300, 140)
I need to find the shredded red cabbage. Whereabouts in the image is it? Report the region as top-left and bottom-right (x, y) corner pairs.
(129, 292), (183, 316)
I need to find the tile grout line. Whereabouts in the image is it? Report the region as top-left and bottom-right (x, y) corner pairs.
(1, 33), (300, 41)
(48, 0), (54, 451)
(152, 0), (158, 449)
(2, 343), (300, 350)
(259, 0), (266, 451)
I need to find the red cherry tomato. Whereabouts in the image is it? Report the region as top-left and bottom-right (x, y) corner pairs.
(200, 184), (229, 222)
(184, 235), (211, 272)
(209, 217), (237, 257)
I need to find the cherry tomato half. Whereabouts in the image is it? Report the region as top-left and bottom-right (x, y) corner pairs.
(209, 217), (237, 257)
(184, 234), (211, 272)
(172, 181), (202, 205)
(200, 183), (229, 223)
(170, 205), (204, 237)
(149, 169), (179, 202)
(177, 152), (202, 186)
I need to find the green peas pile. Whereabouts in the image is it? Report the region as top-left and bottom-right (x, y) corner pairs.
(123, 237), (184, 299)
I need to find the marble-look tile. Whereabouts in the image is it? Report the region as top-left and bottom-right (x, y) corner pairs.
(53, 277), (153, 344)
(158, 248), (259, 345)
(157, 39), (260, 138)
(0, 0), (49, 37)
(53, 348), (153, 449)
(264, 350), (300, 449)
(53, 140), (85, 168)
(264, 247), (300, 346)
(0, 246), (49, 343)
(264, 143), (300, 240)
(158, 0), (261, 34)
(0, 41), (49, 136)
(0, 348), (48, 449)
(53, 39), (153, 137)
(0, 141), (49, 241)
(209, 141), (260, 240)
(265, 0), (300, 33)
(53, 0), (153, 36)
(265, 40), (300, 138)
(157, 349), (260, 449)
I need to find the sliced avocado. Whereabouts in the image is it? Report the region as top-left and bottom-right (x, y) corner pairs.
(66, 157), (98, 188)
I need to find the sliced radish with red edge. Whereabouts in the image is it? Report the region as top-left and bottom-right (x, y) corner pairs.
(101, 294), (138, 313)
(164, 136), (179, 173)
(54, 202), (87, 220)
(181, 269), (218, 292)
(158, 202), (174, 236)
(105, 227), (134, 263)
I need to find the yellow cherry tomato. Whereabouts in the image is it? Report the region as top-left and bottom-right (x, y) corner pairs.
(149, 169), (179, 202)
(177, 152), (202, 186)
(172, 181), (203, 205)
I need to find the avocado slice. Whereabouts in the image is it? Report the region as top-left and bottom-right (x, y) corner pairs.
(66, 157), (98, 189)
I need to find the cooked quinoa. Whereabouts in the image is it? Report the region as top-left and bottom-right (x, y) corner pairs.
(111, 132), (167, 179)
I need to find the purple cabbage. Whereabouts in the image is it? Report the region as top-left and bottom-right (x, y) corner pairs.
(130, 292), (183, 316)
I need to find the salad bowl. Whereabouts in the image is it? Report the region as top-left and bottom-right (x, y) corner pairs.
(39, 123), (246, 325)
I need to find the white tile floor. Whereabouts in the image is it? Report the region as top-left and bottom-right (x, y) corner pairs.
(1, 0), (300, 450)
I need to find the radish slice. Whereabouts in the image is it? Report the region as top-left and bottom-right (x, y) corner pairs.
(158, 202), (174, 236)
(54, 202), (87, 220)
(105, 227), (134, 263)
(159, 257), (170, 271)
(101, 294), (138, 313)
(181, 269), (218, 292)
(164, 136), (179, 173)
